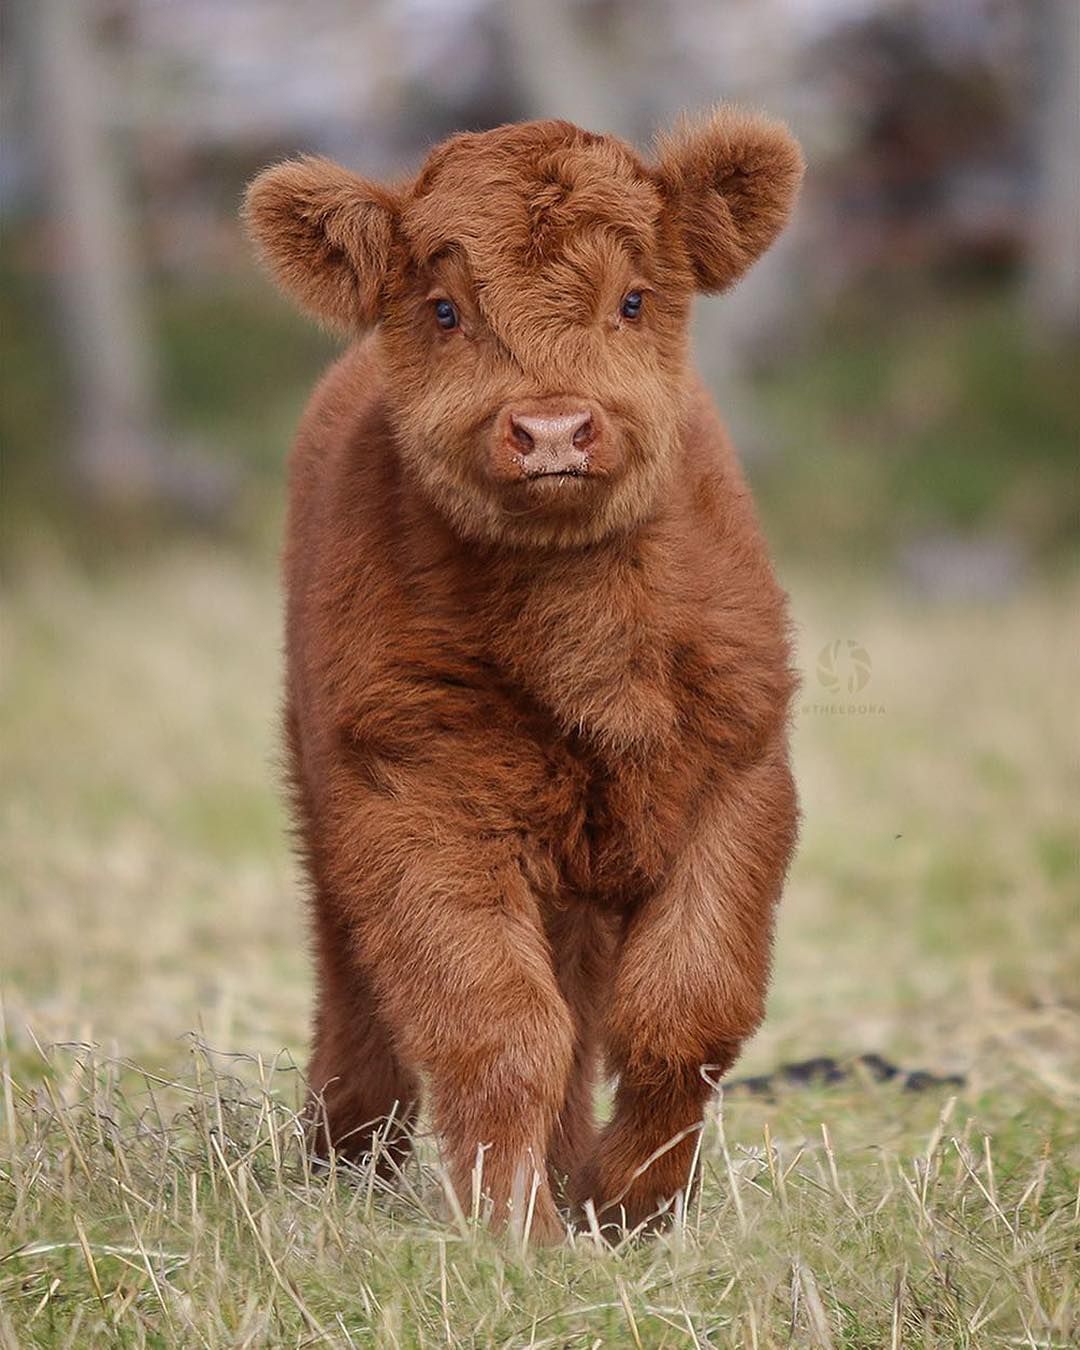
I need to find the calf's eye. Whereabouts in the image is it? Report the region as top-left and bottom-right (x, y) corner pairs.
(434, 299), (459, 331)
(620, 291), (644, 320)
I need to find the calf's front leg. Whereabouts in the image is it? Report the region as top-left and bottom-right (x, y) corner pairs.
(576, 750), (797, 1232)
(354, 834), (575, 1243)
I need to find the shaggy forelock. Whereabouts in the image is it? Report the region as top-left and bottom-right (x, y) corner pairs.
(399, 123), (666, 370)
(404, 125), (660, 278)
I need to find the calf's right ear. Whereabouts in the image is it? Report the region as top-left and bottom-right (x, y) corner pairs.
(243, 157), (398, 330)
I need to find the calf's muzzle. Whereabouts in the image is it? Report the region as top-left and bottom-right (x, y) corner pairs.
(492, 401), (606, 482)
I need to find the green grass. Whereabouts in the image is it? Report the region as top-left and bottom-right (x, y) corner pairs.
(0, 244), (335, 547)
(154, 278), (337, 476)
(1, 542), (1077, 1345)
(751, 287), (1080, 564)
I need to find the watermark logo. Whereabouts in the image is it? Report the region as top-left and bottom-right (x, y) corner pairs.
(803, 639), (884, 716)
(816, 639), (872, 695)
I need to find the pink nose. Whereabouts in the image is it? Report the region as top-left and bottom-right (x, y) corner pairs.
(510, 410), (594, 473)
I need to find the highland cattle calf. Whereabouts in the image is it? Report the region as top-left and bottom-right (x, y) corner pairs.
(244, 108), (802, 1242)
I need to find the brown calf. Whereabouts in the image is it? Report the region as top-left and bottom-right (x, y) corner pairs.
(244, 109), (802, 1241)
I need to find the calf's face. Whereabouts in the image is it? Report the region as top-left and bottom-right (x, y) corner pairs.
(245, 111), (802, 547)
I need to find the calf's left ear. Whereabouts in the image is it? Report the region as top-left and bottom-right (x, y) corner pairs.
(654, 106), (804, 293)
(243, 157), (399, 330)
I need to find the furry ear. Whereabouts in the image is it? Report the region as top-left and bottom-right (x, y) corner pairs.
(654, 107), (804, 293)
(243, 157), (399, 329)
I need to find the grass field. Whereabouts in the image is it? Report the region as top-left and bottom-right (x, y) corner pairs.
(1, 540), (1078, 1347)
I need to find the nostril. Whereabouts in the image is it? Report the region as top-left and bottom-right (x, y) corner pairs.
(510, 418), (535, 452)
(572, 417), (594, 449)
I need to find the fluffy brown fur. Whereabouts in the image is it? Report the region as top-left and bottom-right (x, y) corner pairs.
(244, 107), (803, 1242)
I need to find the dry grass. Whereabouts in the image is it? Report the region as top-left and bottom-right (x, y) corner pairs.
(1, 541), (1078, 1346)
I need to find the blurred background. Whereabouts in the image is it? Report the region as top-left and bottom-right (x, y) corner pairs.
(2, 0), (1077, 573)
(1, 1), (1078, 1065)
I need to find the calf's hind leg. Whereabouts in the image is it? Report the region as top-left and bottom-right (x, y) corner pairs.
(306, 895), (419, 1175)
(544, 904), (615, 1205)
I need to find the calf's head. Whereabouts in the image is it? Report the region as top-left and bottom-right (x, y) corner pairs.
(245, 110), (802, 547)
